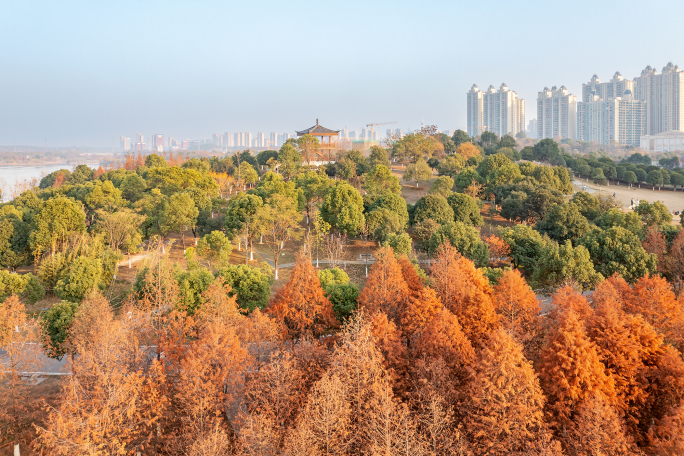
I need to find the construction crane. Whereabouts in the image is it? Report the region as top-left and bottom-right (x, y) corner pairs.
(365, 121), (397, 147)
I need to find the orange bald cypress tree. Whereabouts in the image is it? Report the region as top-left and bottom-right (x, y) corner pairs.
(357, 246), (409, 321)
(648, 404), (684, 455)
(370, 311), (409, 394)
(539, 309), (615, 429)
(460, 329), (559, 456)
(400, 286), (444, 338)
(397, 255), (425, 298)
(412, 308), (475, 394)
(429, 243), (499, 343)
(625, 274), (684, 350)
(586, 281), (651, 435)
(565, 393), (639, 456)
(268, 253), (338, 338)
(547, 284), (594, 324)
(492, 268), (541, 355)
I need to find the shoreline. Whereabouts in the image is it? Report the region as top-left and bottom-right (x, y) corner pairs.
(0, 161), (103, 168)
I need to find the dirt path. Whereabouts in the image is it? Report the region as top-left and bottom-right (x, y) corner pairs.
(573, 180), (684, 214)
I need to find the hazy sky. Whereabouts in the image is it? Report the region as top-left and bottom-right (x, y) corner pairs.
(2, 0), (684, 147)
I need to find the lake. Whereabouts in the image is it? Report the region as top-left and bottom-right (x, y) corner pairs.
(0, 163), (99, 201)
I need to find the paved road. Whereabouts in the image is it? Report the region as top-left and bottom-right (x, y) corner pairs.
(573, 179), (684, 215)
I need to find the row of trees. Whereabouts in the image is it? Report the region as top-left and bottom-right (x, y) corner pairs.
(4, 243), (684, 454)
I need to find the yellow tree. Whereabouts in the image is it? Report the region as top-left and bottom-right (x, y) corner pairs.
(258, 193), (303, 280)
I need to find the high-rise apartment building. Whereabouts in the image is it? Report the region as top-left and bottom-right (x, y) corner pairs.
(223, 132), (234, 148)
(578, 92), (646, 146)
(120, 136), (131, 151)
(536, 86), (577, 140)
(633, 63), (684, 135)
(526, 119), (537, 136)
(181, 140), (189, 149)
(245, 132), (252, 149)
(582, 72), (634, 103)
(467, 83), (525, 138)
(270, 132), (277, 148)
(256, 132), (265, 148)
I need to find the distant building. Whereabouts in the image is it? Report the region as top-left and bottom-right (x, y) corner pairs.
(633, 63), (684, 135)
(153, 135), (164, 152)
(223, 132), (234, 148)
(578, 91), (646, 146)
(120, 136), (131, 151)
(270, 132), (277, 148)
(526, 119), (537, 136)
(537, 86), (577, 140)
(582, 72), (634, 103)
(256, 132), (265, 148)
(467, 83), (525, 138)
(181, 139), (189, 149)
(245, 132), (252, 149)
(640, 130), (684, 152)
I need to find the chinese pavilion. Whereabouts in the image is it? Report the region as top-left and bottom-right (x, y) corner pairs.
(296, 119), (340, 162)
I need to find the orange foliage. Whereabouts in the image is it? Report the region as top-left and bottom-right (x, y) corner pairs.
(400, 286), (443, 338)
(492, 268), (541, 355)
(539, 310), (615, 428)
(412, 308), (475, 392)
(52, 171), (65, 188)
(397, 255), (425, 298)
(429, 244), (499, 343)
(461, 329), (560, 455)
(268, 254), (338, 338)
(643, 226), (668, 275)
(548, 284), (594, 324)
(93, 166), (105, 178)
(484, 234), (510, 262)
(357, 246), (410, 321)
(370, 312), (409, 392)
(136, 152), (145, 167)
(624, 274), (684, 351)
(455, 142), (481, 160)
(648, 404), (684, 455)
(123, 152), (136, 170)
(565, 393), (639, 455)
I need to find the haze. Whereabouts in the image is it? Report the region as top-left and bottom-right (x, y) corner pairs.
(1, 0), (683, 147)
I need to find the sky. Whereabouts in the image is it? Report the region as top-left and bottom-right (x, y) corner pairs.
(1, 0), (684, 148)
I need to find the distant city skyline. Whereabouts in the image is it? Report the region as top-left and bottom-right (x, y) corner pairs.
(2, 1), (684, 147)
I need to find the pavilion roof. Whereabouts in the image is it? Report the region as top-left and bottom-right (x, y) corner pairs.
(296, 119), (340, 136)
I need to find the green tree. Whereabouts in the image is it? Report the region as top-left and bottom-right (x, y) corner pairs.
(196, 231), (233, 269)
(437, 154), (466, 178)
(428, 221), (489, 267)
(369, 193), (410, 229)
(54, 256), (104, 302)
(258, 194), (303, 280)
(368, 146), (390, 168)
(40, 300), (79, 359)
(318, 267), (349, 288)
(501, 225), (547, 270)
(429, 175), (454, 198)
(29, 197), (86, 259)
(531, 241), (603, 292)
(535, 203), (590, 243)
(365, 208), (402, 241)
(95, 208), (145, 255)
(175, 264), (214, 314)
(161, 192), (199, 248)
(363, 165), (401, 200)
(452, 129), (470, 147)
(579, 227), (657, 282)
(403, 158), (432, 188)
(68, 164), (95, 185)
(594, 208), (643, 238)
(237, 162), (259, 187)
(295, 170), (331, 223)
(256, 150), (279, 167)
(320, 180), (365, 236)
(0, 271), (44, 304)
(216, 263), (273, 312)
(591, 167), (607, 185)
(383, 232), (412, 255)
(670, 172), (684, 190)
(412, 194), (454, 225)
(297, 134), (321, 164)
(487, 163), (521, 188)
(647, 169), (664, 189)
(635, 200), (672, 229)
(225, 193), (263, 256)
(447, 193), (483, 226)
(532, 138), (560, 162)
(278, 143), (303, 179)
(477, 152), (512, 178)
(40, 169), (72, 189)
(454, 167), (484, 193)
(324, 283), (359, 323)
(120, 173), (147, 202)
(144, 153), (167, 168)
(570, 191), (601, 221)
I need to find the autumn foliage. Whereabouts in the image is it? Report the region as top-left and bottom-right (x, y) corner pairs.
(5, 238), (684, 455)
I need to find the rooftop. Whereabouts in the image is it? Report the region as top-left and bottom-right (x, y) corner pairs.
(296, 119), (340, 136)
